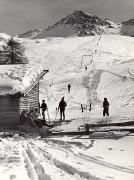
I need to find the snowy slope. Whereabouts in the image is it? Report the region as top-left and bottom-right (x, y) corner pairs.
(0, 34), (134, 180)
(21, 35), (134, 125)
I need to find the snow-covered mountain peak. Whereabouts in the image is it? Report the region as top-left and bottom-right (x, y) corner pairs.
(33, 10), (119, 39)
(48, 10), (111, 28)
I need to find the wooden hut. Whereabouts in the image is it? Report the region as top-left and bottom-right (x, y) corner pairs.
(0, 64), (48, 128)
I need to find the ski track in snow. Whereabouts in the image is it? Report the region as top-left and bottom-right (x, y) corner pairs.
(26, 137), (134, 180)
(0, 134), (133, 180)
(38, 138), (134, 175)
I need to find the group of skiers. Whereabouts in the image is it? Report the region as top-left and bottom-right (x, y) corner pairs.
(39, 97), (109, 123)
(20, 79), (109, 128)
(67, 83), (109, 117)
(40, 97), (67, 121)
(39, 84), (70, 121)
(43, 83), (109, 121)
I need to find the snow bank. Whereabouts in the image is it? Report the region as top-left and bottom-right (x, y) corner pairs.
(0, 32), (10, 40)
(0, 64), (43, 95)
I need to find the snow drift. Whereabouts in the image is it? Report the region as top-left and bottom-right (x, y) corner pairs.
(0, 64), (43, 95)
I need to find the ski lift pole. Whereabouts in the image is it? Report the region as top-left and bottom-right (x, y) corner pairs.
(85, 99), (88, 123)
(88, 109), (90, 121)
(88, 103), (91, 121)
(84, 105), (87, 124)
(86, 105), (88, 124)
(83, 105), (86, 122)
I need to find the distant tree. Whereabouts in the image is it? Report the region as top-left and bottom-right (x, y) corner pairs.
(0, 37), (28, 64)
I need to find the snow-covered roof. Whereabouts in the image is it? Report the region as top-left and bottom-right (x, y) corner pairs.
(0, 64), (48, 95)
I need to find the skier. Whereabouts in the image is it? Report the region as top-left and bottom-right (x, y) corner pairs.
(89, 103), (91, 111)
(40, 99), (48, 120)
(58, 97), (67, 120)
(81, 104), (83, 113)
(103, 98), (109, 117)
(68, 84), (71, 93)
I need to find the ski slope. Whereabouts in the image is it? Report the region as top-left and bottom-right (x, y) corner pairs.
(22, 34), (134, 128)
(0, 34), (134, 180)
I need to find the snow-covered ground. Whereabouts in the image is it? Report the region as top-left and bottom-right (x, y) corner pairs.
(0, 132), (133, 180)
(0, 34), (134, 179)
(23, 34), (134, 125)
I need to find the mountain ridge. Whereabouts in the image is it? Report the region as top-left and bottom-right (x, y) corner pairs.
(19, 10), (119, 39)
(18, 10), (134, 39)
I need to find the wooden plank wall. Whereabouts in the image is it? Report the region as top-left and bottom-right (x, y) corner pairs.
(20, 83), (39, 111)
(0, 95), (20, 127)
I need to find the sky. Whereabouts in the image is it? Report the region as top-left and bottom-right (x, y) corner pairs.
(0, 0), (134, 35)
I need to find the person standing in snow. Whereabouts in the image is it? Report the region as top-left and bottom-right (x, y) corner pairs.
(89, 102), (91, 111)
(103, 98), (109, 117)
(40, 99), (48, 120)
(58, 97), (67, 120)
(85, 66), (87, 71)
(68, 84), (71, 93)
(81, 104), (84, 113)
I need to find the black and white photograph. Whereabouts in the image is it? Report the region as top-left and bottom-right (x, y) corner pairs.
(0, 0), (134, 179)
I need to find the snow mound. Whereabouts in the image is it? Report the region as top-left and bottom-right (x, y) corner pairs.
(0, 32), (10, 40)
(0, 64), (43, 95)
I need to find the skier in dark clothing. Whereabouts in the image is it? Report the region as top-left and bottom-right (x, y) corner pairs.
(58, 97), (67, 120)
(40, 99), (48, 120)
(89, 103), (91, 111)
(103, 98), (109, 117)
(81, 104), (83, 113)
(68, 84), (71, 93)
